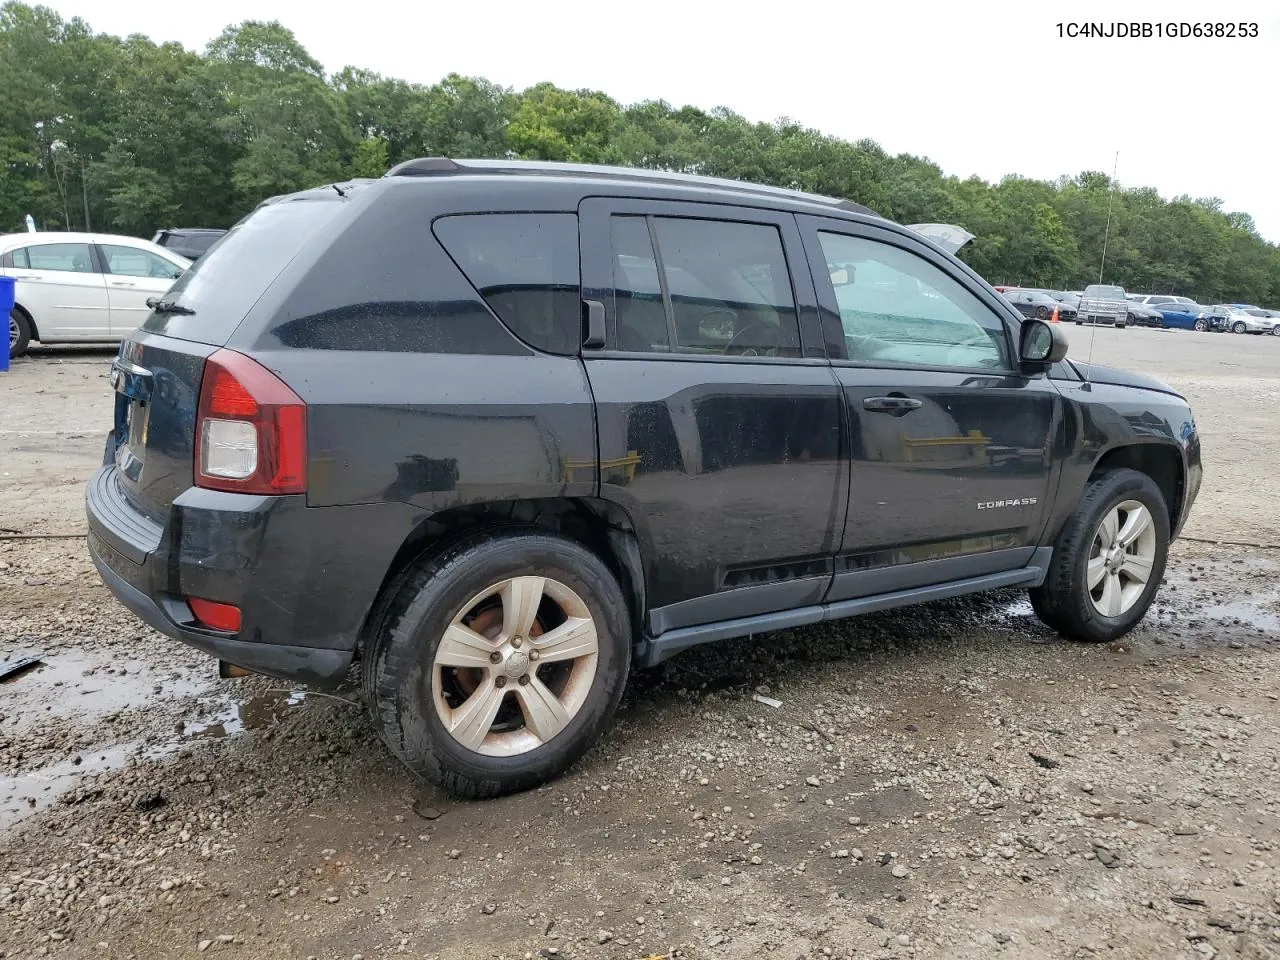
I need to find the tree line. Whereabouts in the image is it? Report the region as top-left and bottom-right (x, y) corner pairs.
(2, 3), (1277, 307)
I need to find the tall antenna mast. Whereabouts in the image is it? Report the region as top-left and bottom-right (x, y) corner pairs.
(1098, 150), (1119, 283)
(1085, 151), (1120, 380)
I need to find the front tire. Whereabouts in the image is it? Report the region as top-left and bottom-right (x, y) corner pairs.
(1232, 321), (1247, 334)
(363, 528), (631, 799)
(1030, 468), (1169, 643)
(9, 308), (31, 358)
(1193, 319), (1207, 332)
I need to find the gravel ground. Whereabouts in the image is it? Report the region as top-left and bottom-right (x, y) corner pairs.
(2, 328), (1280, 960)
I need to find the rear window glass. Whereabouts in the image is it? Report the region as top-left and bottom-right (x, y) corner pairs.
(143, 198), (345, 345)
(433, 213), (581, 355)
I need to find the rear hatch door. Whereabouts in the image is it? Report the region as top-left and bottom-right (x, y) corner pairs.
(109, 194), (348, 522)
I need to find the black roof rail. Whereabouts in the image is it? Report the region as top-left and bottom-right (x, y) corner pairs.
(384, 157), (881, 218)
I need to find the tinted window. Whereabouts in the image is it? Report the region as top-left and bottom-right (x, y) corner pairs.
(16, 243), (95, 273)
(818, 232), (1010, 370)
(433, 213), (580, 355)
(145, 197), (345, 345)
(609, 216), (800, 358)
(653, 218), (799, 357)
(610, 217), (668, 352)
(101, 244), (183, 280)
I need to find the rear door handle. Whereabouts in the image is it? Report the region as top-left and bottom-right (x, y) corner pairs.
(582, 299), (606, 349)
(110, 280), (137, 287)
(863, 396), (923, 415)
(14, 274), (39, 281)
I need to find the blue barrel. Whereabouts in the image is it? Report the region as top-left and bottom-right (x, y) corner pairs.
(0, 275), (14, 371)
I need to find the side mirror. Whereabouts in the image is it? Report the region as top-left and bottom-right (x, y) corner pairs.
(1019, 318), (1068, 369)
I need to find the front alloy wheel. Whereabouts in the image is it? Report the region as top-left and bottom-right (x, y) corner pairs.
(1085, 500), (1157, 618)
(1232, 321), (1247, 334)
(1030, 468), (1170, 643)
(1193, 319), (1207, 332)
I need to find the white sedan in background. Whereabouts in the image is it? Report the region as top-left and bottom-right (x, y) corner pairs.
(1213, 304), (1280, 335)
(2, 232), (190, 358)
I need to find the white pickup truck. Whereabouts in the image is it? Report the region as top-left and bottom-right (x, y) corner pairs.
(1077, 284), (1129, 329)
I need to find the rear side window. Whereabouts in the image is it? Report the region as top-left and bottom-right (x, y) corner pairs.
(144, 198), (345, 345)
(434, 214), (581, 356)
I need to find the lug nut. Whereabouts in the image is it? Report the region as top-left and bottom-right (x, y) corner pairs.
(528, 650), (540, 662)
(489, 651), (502, 664)
(511, 636), (523, 648)
(518, 674), (530, 685)
(495, 676), (507, 688)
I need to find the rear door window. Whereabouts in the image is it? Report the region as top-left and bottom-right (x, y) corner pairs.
(433, 213), (581, 356)
(16, 243), (96, 273)
(608, 216), (801, 358)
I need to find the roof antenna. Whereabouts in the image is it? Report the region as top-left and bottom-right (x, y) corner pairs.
(1084, 150), (1119, 387)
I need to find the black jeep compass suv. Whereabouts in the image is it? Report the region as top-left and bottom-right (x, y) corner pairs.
(87, 159), (1202, 798)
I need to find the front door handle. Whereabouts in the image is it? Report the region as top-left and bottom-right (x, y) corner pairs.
(863, 396), (923, 415)
(13, 274), (39, 281)
(110, 280), (137, 287)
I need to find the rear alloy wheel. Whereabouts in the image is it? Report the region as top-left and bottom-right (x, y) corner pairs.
(9, 309), (31, 358)
(1193, 319), (1207, 332)
(1272, 326), (1280, 336)
(1030, 468), (1169, 643)
(1232, 320), (1247, 334)
(364, 528), (630, 798)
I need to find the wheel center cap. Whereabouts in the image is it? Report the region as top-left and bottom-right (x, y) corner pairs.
(504, 649), (530, 678)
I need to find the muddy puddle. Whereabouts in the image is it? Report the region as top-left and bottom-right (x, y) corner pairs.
(1, 679), (312, 831)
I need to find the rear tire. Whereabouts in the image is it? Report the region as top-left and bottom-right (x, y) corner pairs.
(363, 528), (631, 799)
(1030, 468), (1169, 644)
(8, 308), (31, 358)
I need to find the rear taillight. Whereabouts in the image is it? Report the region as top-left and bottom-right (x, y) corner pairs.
(194, 349), (306, 495)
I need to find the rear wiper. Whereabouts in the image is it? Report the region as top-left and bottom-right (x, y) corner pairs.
(145, 297), (195, 316)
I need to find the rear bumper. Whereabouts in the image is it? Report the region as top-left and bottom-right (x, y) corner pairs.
(86, 463), (422, 688)
(87, 540), (353, 686)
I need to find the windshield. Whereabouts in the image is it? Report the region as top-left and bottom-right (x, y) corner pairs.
(1084, 285), (1126, 299)
(143, 196), (346, 345)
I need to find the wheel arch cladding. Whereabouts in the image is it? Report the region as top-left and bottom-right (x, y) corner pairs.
(356, 497), (648, 658)
(1089, 443), (1182, 531)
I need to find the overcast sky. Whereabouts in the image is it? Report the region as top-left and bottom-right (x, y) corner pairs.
(46, 0), (1280, 241)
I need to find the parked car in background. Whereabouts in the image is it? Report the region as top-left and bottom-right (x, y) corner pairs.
(1258, 309), (1280, 334)
(85, 158), (1201, 798)
(1002, 288), (1076, 321)
(151, 228), (226, 261)
(1153, 302), (1214, 331)
(1077, 284), (1129, 328)
(1216, 305), (1279, 335)
(2, 232), (190, 358)
(1129, 294), (1197, 307)
(1125, 301), (1166, 328)
(1024, 289), (1081, 311)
